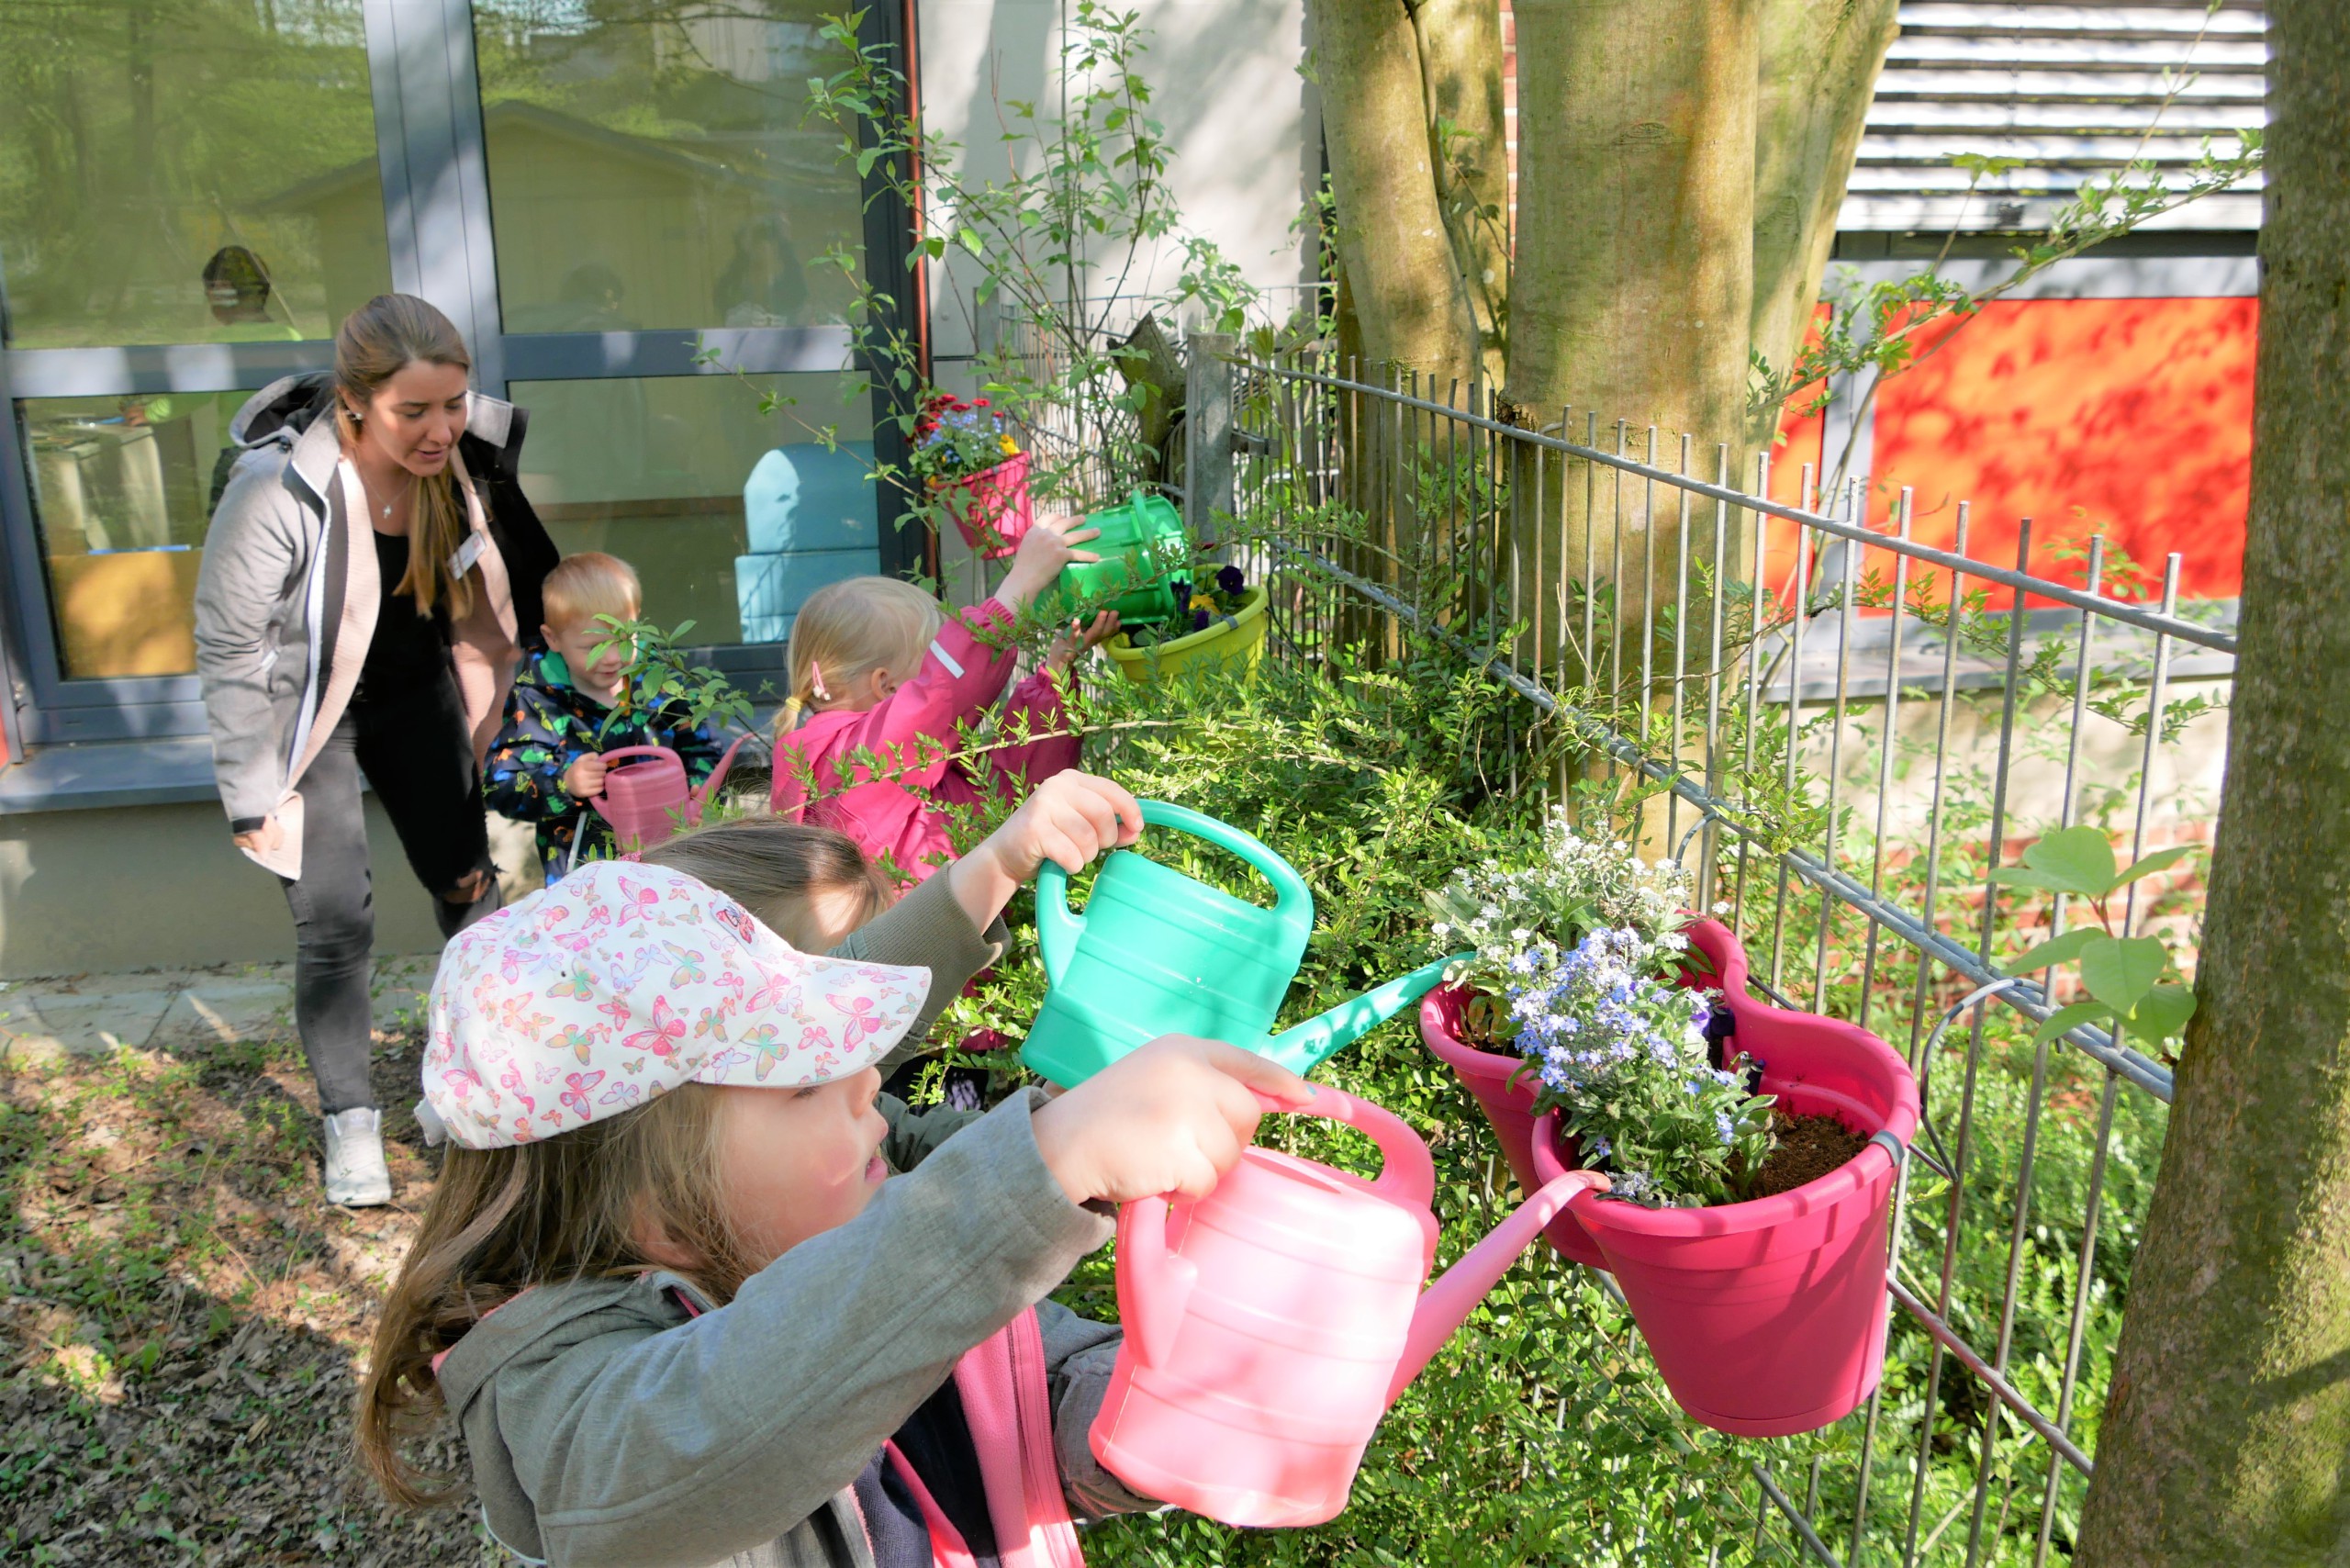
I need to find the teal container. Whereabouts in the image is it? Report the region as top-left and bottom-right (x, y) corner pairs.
(1019, 801), (1459, 1086)
(1045, 490), (1189, 627)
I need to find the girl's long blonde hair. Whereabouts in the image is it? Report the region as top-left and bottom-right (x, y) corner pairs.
(335, 292), (478, 619)
(358, 819), (893, 1507)
(775, 576), (943, 734)
(356, 1086), (739, 1506)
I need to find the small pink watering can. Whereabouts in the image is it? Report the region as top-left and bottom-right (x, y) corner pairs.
(588, 734), (749, 855)
(1089, 1090), (1607, 1528)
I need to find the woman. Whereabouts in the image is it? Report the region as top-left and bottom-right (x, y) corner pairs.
(196, 293), (551, 1207)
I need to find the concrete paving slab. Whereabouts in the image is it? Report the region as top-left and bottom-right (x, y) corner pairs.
(1, 986), (176, 1060)
(154, 976), (295, 1049)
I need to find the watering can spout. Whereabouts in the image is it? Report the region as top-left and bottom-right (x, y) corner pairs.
(1259, 955), (1464, 1077)
(1387, 1168), (1610, 1404)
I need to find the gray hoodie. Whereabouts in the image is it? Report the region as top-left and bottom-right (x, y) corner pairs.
(431, 864), (1149, 1566)
(435, 1091), (1150, 1567)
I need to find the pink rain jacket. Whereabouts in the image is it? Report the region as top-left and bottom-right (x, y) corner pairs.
(771, 598), (1080, 882)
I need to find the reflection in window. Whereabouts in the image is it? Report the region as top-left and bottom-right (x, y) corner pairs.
(0, 1), (390, 349)
(475, 2), (866, 335)
(508, 375), (880, 647)
(18, 392), (260, 678)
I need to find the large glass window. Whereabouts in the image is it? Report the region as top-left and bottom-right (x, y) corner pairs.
(473, 1), (867, 334)
(509, 373), (881, 647)
(0, 0), (392, 349)
(17, 391), (257, 678)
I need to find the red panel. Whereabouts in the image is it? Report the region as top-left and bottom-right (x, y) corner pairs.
(1865, 297), (2255, 606)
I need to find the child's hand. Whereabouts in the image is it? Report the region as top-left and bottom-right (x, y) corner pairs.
(1046, 610), (1122, 672)
(946, 771), (1140, 931)
(997, 512), (1103, 613)
(562, 753), (609, 799)
(1032, 1035), (1317, 1206)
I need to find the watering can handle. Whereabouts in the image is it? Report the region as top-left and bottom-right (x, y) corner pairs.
(1117, 1197), (1196, 1371)
(1247, 1088), (1436, 1213)
(1135, 801), (1314, 922)
(1259, 953), (1466, 1077)
(1035, 799), (1308, 984)
(688, 734), (753, 825)
(1035, 860), (1083, 984)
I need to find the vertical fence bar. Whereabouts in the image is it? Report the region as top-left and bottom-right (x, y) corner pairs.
(1958, 520), (2035, 1568)
(1857, 488), (1915, 1035)
(1670, 432), (1694, 856)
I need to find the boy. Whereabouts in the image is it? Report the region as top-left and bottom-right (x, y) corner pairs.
(485, 552), (728, 880)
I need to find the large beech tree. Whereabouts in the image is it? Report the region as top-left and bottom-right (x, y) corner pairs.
(1307, 0), (1897, 446)
(2073, 5), (2350, 1561)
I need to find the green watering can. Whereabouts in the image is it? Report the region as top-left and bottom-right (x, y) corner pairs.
(1044, 490), (1189, 627)
(1018, 801), (1456, 1086)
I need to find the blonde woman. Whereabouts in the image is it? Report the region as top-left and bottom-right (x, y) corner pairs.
(195, 293), (553, 1206)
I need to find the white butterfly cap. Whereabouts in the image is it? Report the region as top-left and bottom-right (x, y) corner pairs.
(420, 859), (933, 1149)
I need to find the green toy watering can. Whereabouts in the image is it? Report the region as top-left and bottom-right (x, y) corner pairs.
(1018, 801), (1457, 1086)
(1044, 490), (1188, 627)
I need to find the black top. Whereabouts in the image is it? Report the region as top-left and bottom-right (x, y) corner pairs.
(359, 530), (450, 700)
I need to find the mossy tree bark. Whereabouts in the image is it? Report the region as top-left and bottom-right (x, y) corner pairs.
(2073, 6), (2350, 1562)
(1306, 0), (1483, 392)
(1749, 0), (1899, 448)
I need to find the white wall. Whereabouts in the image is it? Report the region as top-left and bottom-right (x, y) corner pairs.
(914, 0), (1317, 362)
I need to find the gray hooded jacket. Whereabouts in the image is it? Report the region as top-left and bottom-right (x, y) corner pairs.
(435, 1092), (1148, 1568)
(194, 378), (525, 866)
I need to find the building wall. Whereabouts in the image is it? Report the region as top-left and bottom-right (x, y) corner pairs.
(915, 0), (1316, 364)
(0, 799), (446, 979)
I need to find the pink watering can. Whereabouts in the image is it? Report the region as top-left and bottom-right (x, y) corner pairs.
(587, 734), (749, 855)
(1089, 1090), (1608, 1528)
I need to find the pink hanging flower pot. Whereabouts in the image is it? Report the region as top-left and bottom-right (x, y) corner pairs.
(1528, 983), (1919, 1438)
(934, 451), (1034, 558)
(1419, 919), (1752, 1271)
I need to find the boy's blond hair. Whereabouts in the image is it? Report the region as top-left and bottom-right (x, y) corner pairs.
(542, 552), (643, 633)
(778, 576), (944, 731)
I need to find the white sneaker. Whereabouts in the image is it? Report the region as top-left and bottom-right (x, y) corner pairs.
(322, 1107), (394, 1207)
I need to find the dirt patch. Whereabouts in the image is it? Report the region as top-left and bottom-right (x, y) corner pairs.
(1745, 1108), (1869, 1200)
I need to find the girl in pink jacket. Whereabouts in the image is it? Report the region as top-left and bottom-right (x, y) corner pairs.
(770, 513), (1122, 887)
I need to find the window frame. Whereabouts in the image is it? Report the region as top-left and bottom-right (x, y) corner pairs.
(0, 0), (925, 751)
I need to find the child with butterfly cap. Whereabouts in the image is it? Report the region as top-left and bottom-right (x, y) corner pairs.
(362, 768), (1316, 1568)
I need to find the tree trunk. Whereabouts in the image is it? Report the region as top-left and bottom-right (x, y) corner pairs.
(2074, 7), (2350, 1562)
(1410, 0), (1509, 387)
(1748, 0), (1899, 447)
(1505, 0), (1759, 834)
(1304, 0), (1479, 389)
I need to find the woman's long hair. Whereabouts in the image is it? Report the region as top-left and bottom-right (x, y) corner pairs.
(334, 293), (477, 619)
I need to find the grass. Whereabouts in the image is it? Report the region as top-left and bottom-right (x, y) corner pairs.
(0, 1017), (495, 1565)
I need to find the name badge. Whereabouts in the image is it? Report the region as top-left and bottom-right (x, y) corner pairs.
(448, 532), (484, 578)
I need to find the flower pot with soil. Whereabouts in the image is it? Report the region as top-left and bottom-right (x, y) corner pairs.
(1107, 566), (1268, 684)
(1529, 985), (1918, 1437)
(1419, 916), (1750, 1270)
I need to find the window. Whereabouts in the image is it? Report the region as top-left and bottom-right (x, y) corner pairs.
(0, 0), (391, 350)
(16, 391), (255, 679)
(0, 1), (913, 754)
(474, 2), (867, 335)
(510, 373), (882, 647)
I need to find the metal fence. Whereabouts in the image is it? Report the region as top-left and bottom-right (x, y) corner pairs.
(1213, 348), (2232, 1565)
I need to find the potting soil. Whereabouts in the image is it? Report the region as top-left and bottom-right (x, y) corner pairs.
(1745, 1108), (1868, 1199)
